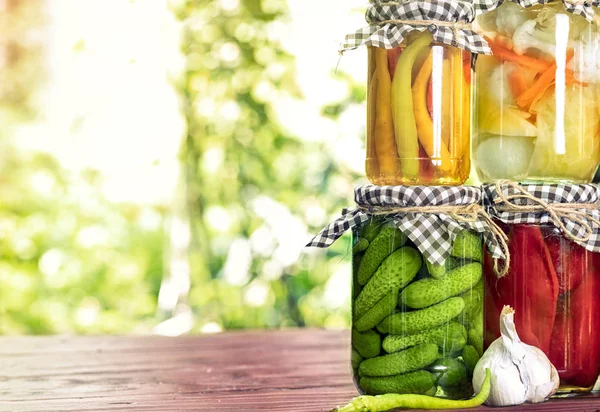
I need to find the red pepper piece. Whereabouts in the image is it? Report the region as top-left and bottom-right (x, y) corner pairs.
(418, 143), (433, 184)
(544, 233), (585, 295)
(462, 51), (471, 84)
(549, 258), (600, 388)
(493, 225), (559, 355)
(387, 48), (402, 81)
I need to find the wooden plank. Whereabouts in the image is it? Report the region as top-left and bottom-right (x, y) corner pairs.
(0, 330), (600, 412)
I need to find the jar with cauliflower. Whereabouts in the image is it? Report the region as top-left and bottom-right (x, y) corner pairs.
(473, 2), (600, 183)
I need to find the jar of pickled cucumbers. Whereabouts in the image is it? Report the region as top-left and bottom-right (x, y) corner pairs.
(343, 0), (491, 185)
(473, 1), (600, 183)
(351, 221), (483, 398)
(308, 185), (508, 399)
(482, 182), (600, 393)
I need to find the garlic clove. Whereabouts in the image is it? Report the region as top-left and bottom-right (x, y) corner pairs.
(472, 305), (559, 406)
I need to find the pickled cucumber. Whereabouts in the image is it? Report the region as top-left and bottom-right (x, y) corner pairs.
(360, 218), (383, 243)
(359, 343), (438, 377)
(353, 238), (369, 254)
(377, 297), (465, 335)
(461, 345), (479, 377)
(429, 358), (467, 388)
(353, 253), (364, 298)
(382, 321), (466, 354)
(354, 247), (421, 318)
(451, 230), (482, 262)
(355, 290), (398, 332)
(458, 279), (483, 328)
(357, 227), (408, 285)
(351, 348), (363, 370)
(467, 328), (483, 356)
(359, 370), (436, 395)
(426, 257), (463, 279)
(352, 329), (381, 359)
(400, 263), (482, 309)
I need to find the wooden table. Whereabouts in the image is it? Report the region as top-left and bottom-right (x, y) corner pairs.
(1, 330), (599, 412)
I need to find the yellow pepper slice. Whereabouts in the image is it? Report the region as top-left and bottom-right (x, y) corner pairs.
(412, 49), (452, 172)
(391, 32), (433, 179)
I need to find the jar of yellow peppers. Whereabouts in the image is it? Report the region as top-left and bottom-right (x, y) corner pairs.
(367, 34), (471, 185)
(344, 1), (491, 186)
(472, 1), (600, 183)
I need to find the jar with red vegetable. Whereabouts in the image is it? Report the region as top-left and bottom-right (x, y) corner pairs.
(483, 182), (600, 393)
(343, 0), (491, 185)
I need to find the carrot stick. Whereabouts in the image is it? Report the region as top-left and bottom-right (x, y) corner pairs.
(515, 65), (556, 110)
(508, 70), (527, 99)
(495, 35), (514, 50)
(516, 49), (574, 111)
(485, 36), (553, 72)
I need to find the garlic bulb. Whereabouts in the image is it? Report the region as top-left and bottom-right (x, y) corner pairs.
(472, 305), (559, 406)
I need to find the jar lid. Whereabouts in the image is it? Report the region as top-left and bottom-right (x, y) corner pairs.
(483, 181), (600, 252)
(343, 0), (492, 55)
(475, 0), (599, 22)
(308, 185), (507, 267)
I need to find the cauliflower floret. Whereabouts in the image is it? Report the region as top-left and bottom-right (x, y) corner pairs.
(513, 20), (556, 57)
(495, 2), (530, 37)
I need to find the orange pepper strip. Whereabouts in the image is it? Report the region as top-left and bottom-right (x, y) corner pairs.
(366, 52), (379, 176)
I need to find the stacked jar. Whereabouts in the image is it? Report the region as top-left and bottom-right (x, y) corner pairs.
(348, 0), (497, 400)
(472, 0), (600, 395)
(308, 186), (506, 400)
(307, 0), (504, 402)
(309, 0), (600, 407)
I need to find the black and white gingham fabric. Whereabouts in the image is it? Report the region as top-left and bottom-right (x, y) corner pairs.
(307, 185), (506, 266)
(473, 0), (599, 21)
(483, 183), (600, 252)
(344, 0), (492, 55)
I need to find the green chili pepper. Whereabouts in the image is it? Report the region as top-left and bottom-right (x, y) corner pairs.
(332, 368), (491, 412)
(391, 32), (433, 179)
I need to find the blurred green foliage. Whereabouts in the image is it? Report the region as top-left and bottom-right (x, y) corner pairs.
(0, 147), (165, 334)
(173, 0), (361, 330)
(0, 1), (166, 334)
(2, 0), (363, 334)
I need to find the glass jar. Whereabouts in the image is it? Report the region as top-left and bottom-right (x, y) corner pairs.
(473, 2), (600, 183)
(483, 223), (600, 392)
(366, 30), (471, 186)
(351, 218), (483, 398)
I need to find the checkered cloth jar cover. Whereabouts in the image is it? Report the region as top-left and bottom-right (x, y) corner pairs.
(343, 0), (492, 54)
(307, 185), (506, 266)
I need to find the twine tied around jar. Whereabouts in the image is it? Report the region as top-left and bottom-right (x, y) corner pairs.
(356, 202), (511, 277)
(376, 19), (472, 40)
(493, 180), (600, 244)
